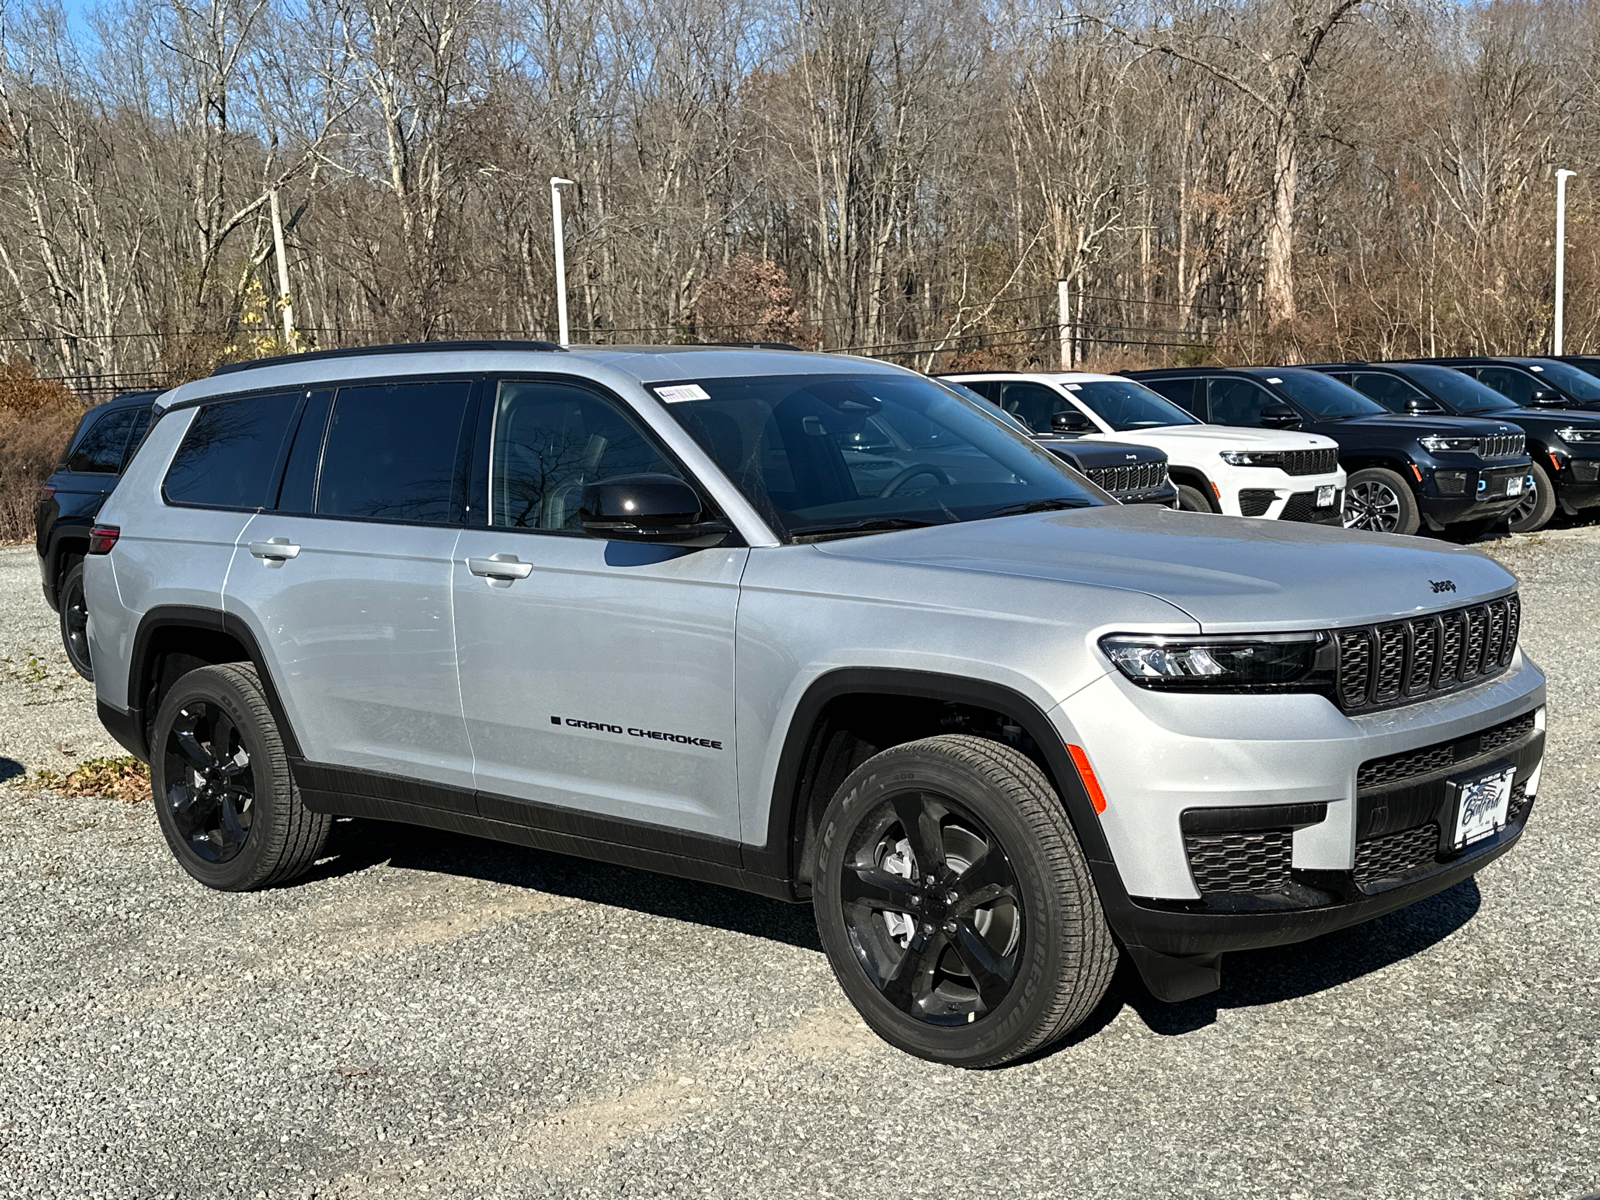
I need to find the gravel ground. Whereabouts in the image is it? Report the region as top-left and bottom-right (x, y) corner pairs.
(1, 533), (1597, 1200)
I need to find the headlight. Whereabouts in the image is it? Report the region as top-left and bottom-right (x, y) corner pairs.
(1219, 450), (1282, 467)
(1555, 426), (1600, 444)
(1419, 435), (1482, 456)
(1100, 632), (1330, 691)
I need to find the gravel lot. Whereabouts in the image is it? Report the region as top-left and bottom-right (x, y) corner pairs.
(2, 532), (1597, 1200)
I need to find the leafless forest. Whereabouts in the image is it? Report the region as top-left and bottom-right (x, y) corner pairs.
(2, 0), (1599, 392)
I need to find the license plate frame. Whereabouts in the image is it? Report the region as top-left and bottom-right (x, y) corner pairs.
(1448, 763), (1515, 849)
(1505, 475), (1523, 497)
(1316, 484), (1336, 507)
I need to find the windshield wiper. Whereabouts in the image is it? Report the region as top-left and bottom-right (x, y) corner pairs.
(975, 497), (1094, 520)
(789, 517), (946, 543)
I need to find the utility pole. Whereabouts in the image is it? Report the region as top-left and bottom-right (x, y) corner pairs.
(268, 188), (296, 348)
(1058, 279), (1071, 370)
(550, 177), (575, 345)
(1554, 169), (1576, 356)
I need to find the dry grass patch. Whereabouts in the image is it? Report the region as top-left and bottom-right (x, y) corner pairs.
(26, 755), (150, 802)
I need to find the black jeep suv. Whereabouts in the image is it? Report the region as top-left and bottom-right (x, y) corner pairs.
(34, 390), (160, 679)
(1128, 366), (1532, 537)
(1304, 362), (1600, 533)
(1407, 356), (1600, 411)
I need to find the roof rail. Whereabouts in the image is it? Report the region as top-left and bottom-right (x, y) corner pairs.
(210, 339), (566, 377)
(702, 341), (803, 351)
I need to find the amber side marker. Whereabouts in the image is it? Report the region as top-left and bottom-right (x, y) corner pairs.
(1550, 452), (1563, 474)
(1411, 464), (1423, 482)
(1210, 480), (1222, 498)
(1067, 744), (1108, 814)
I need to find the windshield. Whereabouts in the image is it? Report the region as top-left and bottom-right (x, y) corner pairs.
(1262, 369), (1387, 418)
(1401, 365), (1519, 414)
(1527, 359), (1600, 400)
(657, 372), (1105, 539)
(1069, 380), (1199, 430)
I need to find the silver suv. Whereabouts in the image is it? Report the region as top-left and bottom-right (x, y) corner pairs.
(84, 342), (1547, 1067)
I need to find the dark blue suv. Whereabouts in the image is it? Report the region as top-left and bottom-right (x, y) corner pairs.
(1128, 367), (1532, 537)
(33, 390), (159, 679)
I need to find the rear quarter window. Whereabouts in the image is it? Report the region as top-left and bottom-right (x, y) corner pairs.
(162, 392), (300, 509)
(66, 406), (140, 474)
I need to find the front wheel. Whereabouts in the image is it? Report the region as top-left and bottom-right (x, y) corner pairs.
(812, 735), (1116, 1068)
(1175, 483), (1216, 513)
(1507, 462), (1556, 534)
(1343, 467), (1420, 535)
(150, 663), (330, 890)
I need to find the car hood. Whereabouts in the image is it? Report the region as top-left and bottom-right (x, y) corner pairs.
(1037, 437), (1165, 467)
(1091, 425), (1334, 451)
(811, 504), (1517, 632)
(1329, 414), (1522, 437)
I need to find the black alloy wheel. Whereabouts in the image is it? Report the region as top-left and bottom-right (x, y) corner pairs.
(59, 561), (93, 681)
(1507, 462), (1556, 534)
(161, 700), (256, 863)
(838, 790), (1024, 1026)
(150, 663), (330, 890)
(813, 735), (1116, 1068)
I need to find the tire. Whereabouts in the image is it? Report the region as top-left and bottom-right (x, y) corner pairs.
(812, 734), (1117, 1068)
(1507, 462), (1556, 534)
(1343, 467), (1420, 535)
(150, 663), (330, 891)
(1175, 483), (1216, 513)
(58, 560), (93, 681)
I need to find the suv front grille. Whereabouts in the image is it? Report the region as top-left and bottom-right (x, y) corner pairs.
(1279, 489), (1342, 523)
(1354, 823), (1439, 888)
(1356, 711), (1536, 792)
(1087, 461), (1168, 496)
(1334, 594), (1519, 712)
(1280, 448), (1339, 476)
(1183, 829), (1292, 894)
(1477, 433), (1525, 459)
(1239, 489), (1275, 516)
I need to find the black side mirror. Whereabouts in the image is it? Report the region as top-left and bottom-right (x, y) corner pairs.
(578, 474), (732, 548)
(1051, 410), (1091, 434)
(1529, 389), (1564, 407)
(1404, 398), (1447, 415)
(1260, 403), (1302, 430)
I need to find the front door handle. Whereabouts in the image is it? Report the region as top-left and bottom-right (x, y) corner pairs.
(468, 553), (534, 582)
(248, 537), (301, 567)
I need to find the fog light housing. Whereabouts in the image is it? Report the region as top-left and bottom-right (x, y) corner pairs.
(1572, 460), (1600, 483)
(1435, 470), (1469, 495)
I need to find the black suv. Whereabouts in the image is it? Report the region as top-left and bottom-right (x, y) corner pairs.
(1128, 367), (1532, 537)
(34, 390), (159, 678)
(1304, 362), (1600, 533)
(1408, 357), (1600, 411)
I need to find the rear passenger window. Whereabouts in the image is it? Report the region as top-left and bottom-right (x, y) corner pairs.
(1350, 372), (1427, 412)
(491, 379), (680, 531)
(317, 381), (473, 523)
(274, 391), (334, 513)
(163, 393), (299, 509)
(1206, 378), (1280, 426)
(1142, 378), (1198, 413)
(67, 407), (139, 474)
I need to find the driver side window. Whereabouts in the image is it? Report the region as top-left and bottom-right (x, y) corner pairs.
(491, 380), (681, 532)
(1473, 367), (1534, 406)
(1351, 372), (1429, 412)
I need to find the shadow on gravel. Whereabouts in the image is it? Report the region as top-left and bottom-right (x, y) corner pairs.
(1123, 877), (1482, 1036)
(0, 756), (24, 783)
(301, 817), (823, 951)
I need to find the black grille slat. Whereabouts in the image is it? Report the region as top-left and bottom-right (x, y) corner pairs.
(1090, 461), (1166, 496)
(1335, 595), (1519, 713)
(1281, 448), (1339, 476)
(1239, 489), (1276, 517)
(1355, 710), (1536, 792)
(1506, 781), (1531, 826)
(1184, 829), (1293, 894)
(1354, 823), (1439, 887)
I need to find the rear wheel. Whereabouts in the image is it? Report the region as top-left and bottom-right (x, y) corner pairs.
(1343, 467), (1420, 535)
(58, 560), (93, 681)
(1507, 462), (1555, 534)
(150, 663), (330, 890)
(812, 735), (1116, 1068)
(1175, 483), (1216, 513)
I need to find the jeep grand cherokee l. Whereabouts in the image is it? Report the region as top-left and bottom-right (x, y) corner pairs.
(84, 342), (1547, 1067)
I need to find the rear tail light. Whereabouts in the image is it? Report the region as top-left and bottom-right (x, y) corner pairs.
(38, 483), (56, 501)
(87, 524), (120, 555)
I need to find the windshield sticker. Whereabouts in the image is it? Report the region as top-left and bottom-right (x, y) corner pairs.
(1266, 377), (1282, 384)
(654, 383), (711, 403)
(1064, 383), (1083, 391)
(1530, 365), (1544, 372)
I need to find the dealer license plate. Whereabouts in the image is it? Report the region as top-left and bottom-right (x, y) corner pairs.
(1316, 484), (1336, 507)
(1451, 765), (1515, 848)
(1505, 475), (1523, 497)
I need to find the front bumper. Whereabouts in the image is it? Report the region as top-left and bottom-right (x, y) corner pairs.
(1418, 461), (1531, 525)
(1551, 454), (1600, 511)
(1052, 652), (1545, 993)
(1219, 469), (1344, 521)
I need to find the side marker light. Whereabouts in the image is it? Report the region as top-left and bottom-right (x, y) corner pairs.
(1067, 744), (1108, 814)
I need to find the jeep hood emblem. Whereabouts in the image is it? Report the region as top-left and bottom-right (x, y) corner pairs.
(1431, 579), (1456, 593)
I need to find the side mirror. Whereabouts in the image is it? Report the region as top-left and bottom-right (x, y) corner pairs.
(1529, 389), (1564, 407)
(1260, 403), (1302, 430)
(1051, 411), (1091, 434)
(1404, 398), (1446, 415)
(578, 474), (731, 548)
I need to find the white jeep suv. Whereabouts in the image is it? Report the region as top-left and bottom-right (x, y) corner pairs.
(943, 371), (1347, 522)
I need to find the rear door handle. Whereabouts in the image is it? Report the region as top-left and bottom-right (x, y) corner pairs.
(248, 537), (300, 566)
(468, 553), (534, 582)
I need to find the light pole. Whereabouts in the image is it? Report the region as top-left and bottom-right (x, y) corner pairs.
(550, 177), (574, 345)
(1555, 168), (1576, 356)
